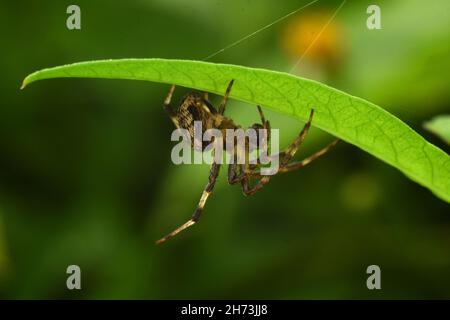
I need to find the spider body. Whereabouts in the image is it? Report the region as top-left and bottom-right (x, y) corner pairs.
(167, 89), (239, 151)
(157, 80), (339, 244)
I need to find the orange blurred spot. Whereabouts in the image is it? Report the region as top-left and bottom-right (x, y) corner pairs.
(281, 11), (346, 69)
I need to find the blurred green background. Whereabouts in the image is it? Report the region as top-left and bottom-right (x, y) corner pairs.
(0, 0), (449, 299)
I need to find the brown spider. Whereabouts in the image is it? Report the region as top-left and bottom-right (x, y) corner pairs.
(156, 80), (339, 244)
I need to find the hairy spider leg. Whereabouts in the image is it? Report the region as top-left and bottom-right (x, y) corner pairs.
(238, 105), (273, 195)
(239, 109), (336, 195)
(157, 81), (237, 243)
(278, 109), (315, 167)
(159, 82), (340, 243)
(163, 84), (178, 125)
(277, 139), (340, 173)
(156, 162), (221, 244)
(218, 80), (234, 115)
(227, 105), (270, 184)
(253, 105), (271, 166)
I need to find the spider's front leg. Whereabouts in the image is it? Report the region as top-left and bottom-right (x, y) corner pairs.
(275, 109), (340, 173)
(277, 139), (340, 173)
(279, 109), (314, 166)
(156, 162), (221, 244)
(218, 80), (234, 115)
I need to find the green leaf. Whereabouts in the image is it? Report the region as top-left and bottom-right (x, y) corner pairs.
(21, 58), (450, 203)
(424, 115), (450, 145)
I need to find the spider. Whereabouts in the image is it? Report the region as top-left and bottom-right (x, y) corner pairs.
(156, 80), (339, 244)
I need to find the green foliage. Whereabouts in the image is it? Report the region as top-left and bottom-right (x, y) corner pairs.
(424, 115), (450, 145)
(22, 59), (450, 203)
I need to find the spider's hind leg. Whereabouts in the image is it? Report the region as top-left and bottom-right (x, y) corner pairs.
(156, 162), (221, 244)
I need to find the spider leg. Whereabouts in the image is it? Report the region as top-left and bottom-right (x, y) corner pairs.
(274, 109), (339, 173)
(237, 105), (273, 194)
(280, 109), (314, 166)
(156, 162), (221, 244)
(218, 80), (234, 115)
(257, 105), (266, 124)
(239, 139), (271, 195)
(256, 105), (271, 165)
(163, 84), (178, 124)
(239, 105), (271, 173)
(229, 109), (340, 196)
(227, 143), (249, 184)
(240, 138), (339, 193)
(241, 174), (271, 196)
(228, 160), (243, 185)
(277, 139), (340, 173)
(228, 106), (272, 192)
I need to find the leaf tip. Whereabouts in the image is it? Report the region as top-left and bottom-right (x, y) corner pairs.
(20, 77), (30, 90)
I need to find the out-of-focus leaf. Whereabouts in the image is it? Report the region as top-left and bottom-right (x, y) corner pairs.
(424, 115), (450, 145)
